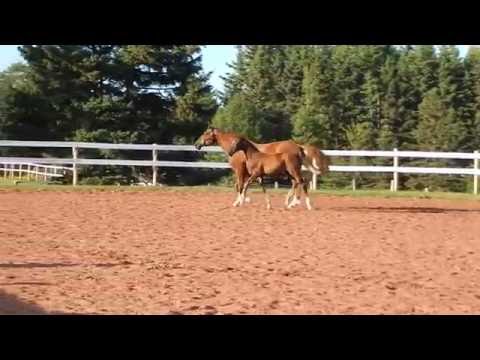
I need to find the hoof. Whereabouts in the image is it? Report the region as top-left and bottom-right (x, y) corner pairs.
(244, 197), (251, 203)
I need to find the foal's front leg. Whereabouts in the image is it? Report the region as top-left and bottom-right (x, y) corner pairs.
(233, 172), (243, 207)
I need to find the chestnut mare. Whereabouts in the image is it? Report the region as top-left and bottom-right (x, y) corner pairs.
(194, 127), (330, 207)
(227, 135), (312, 210)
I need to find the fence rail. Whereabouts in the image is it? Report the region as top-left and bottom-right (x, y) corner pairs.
(1, 162), (72, 182)
(0, 140), (478, 194)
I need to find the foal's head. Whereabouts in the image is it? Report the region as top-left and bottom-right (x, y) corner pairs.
(194, 127), (219, 149)
(227, 136), (253, 157)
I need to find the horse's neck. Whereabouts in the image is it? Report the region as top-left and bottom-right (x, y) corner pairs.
(215, 132), (236, 154)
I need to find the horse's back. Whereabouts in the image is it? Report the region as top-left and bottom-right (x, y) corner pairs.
(258, 140), (300, 155)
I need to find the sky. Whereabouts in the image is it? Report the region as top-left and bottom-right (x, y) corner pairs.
(0, 45), (473, 92)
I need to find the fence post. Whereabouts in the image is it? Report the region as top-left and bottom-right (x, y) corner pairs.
(274, 181), (279, 189)
(152, 144), (158, 186)
(393, 148), (399, 192)
(474, 150), (479, 195)
(43, 166), (47, 182)
(72, 145), (78, 186)
(352, 155), (357, 191)
(27, 164), (31, 181)
(35, 166), (39, 181)
(3, 164), (6, 180)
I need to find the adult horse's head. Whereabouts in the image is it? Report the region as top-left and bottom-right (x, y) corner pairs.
(194, 127), (219, 150)
(301, 145), (331, 175)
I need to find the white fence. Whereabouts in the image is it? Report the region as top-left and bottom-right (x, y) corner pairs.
(0, 162), (72, 182)
(0, 140), (479, 194)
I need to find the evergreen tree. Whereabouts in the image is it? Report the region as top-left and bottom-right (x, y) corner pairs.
(415, 88), (466, 151)
(437, 45), (471, 150)
(292, 46), (333, 148)
(464, 46), (480, 150)
(212, 93), (266, 141)
(411, 45), (439, 97)
(9, 45), (216, 144)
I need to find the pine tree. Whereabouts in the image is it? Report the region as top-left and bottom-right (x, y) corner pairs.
(464, 46), (480, 150)
(221, 46), (257, 104)
(411, 45), (439, 97)
(292, 46), (333, 148)
(377, 55), (417, 150)
(437, 45), (471, 150)
(330, 46), (367, 147)
(212, 93), (266, 141)
(409, 87), (468, 191)
(12, 45), (216, 144)
(278, 45), (314, 117)
(415, 88), (466, 151)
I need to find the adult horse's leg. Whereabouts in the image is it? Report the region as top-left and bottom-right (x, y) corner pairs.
(257, 177), (271, 209)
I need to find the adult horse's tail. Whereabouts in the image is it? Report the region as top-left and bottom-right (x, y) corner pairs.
(300, 145), (331, 176)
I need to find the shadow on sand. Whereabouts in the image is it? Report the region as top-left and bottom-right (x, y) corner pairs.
(334, 206), (480, 214)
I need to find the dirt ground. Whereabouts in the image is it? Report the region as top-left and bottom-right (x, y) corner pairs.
(1, 189), (480, 315)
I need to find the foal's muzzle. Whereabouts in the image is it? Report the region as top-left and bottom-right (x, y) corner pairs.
(194, 143), (203, 150)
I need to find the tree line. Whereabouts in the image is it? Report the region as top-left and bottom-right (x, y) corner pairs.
(214, 45), (480, 191)
(1, 45), (479, 190)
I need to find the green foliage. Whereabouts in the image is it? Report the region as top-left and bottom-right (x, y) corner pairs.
(212, 93), (266, 141)
(415, 88), (466, 152)
(345, 122), (376, 150)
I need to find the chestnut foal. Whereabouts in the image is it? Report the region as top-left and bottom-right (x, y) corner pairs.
(228, 135), (312, 210)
